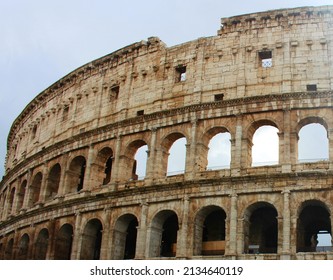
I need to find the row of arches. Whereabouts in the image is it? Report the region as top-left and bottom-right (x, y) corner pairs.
(1, 199), (331, 259)
(0, 119), (330, 220)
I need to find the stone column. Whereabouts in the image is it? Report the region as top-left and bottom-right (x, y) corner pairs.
(100, 208), (111, 260)
(329, 129), (333, 169)
(228, 194), (238, 257)
(46, 219), (56, 260)
(83, 145), (96, 191)
(38, 163), (49, 202)
(135, 202), (148, 259)
(177, 196), (190, 258)
(71, 212), (82, 259)
(281, 190), (291, 259)
(290, 132), (299, 165)
(185, 119), (198, 180)
(28, 225), (36, 259)
(231, 115), (243, 175)
(22, 169), (33, 210)
(290, 214), (298, 255)
(11, 230), (20, 260)
(110, 135), (122, 187)
(281, 110), (293, 172)
(57, 154), (68, 196)
(145, 128), (157, 183)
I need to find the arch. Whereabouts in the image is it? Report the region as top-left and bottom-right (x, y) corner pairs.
(148, 210), (179, 257)
(45, 163), (61, 200)
(112, 213), (139, 259)
(244, 202), (278, 254)
(67, 156), (86, 193)
(205, 127), (231, 170)
(80, 218), (103, 260)
(33, 228), (49, 259)
(123, 140), (148, 180)
(28, 172), (43, 207)
(16, 233), (30, 260)
(4, 238), (14, 260)
(54, 223), (74, 260)
(93, 147), (114, 186)
(17, 180), (27, 210)
(297, 200), (331, 252)
(251, 124), (279, 167)
(8, 187), (15, 214)
(193, 205), (227, 256)
(298, 122), (329, 163)
(162, 133), (187, 176)
(296, 116), (328, 133)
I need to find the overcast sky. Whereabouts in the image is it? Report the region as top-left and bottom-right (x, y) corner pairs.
(1, 0), (332, 178)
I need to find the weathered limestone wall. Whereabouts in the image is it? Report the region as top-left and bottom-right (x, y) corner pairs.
(0, 6), (333, 260)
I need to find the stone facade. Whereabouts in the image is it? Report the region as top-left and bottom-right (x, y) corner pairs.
(1, 6), (333, 260)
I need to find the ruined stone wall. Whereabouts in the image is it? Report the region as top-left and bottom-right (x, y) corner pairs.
(0, 6), (333, 260)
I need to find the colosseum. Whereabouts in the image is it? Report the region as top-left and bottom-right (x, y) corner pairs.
(0, 5), (333, 260)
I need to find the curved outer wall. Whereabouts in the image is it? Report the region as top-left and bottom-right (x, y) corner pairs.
(1, 6), (333, 259)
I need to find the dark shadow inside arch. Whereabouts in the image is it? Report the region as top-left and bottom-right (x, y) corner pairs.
(80, 219), (103, 260)
(193, 205), (226, 256)
(67, 156), (86, 193)
(297, 201), (331, 252)
(202, 208), (226, 255)
(113, 214), (138, 260)
(34, 228), (49, 259)
(245, 203), (278, 254)
(16, 234), (30, 260)
(46, 164), (61, 200)
(149, 210), (179, 258)
(4, 238), (14, 260)
(54, 224), (73, 260)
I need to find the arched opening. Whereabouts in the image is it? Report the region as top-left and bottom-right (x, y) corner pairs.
(4, 238), (14, 260)
(298, 123), (329, 163)
(33, 228), (49, 259)
(28, 172), (42, 207)
(297, 201), (331, 252)
(17, 180), (27, 210)
(252, 125), (279, 166)
(207, 132), (231, 170)
(244, 202), (278, 254)
(113, 214), (138, 259)
(149, 210), (179, 258)
(17, 234), (30, 260)
(45, 164), (61, 200)
(54, 224), (74, 260)
(67, 156), (86, 193)
(94, 147), (113, 186)
(8, 188), (15, 214)
(80, 219), (103, 260)
(165, 134), (187, 176)
(123, 140), (148, 181)
(134, 145), (148, 180)
(194, 206), (226, 256)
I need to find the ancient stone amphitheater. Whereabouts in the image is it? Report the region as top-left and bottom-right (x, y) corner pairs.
(1, 5), (333, 260)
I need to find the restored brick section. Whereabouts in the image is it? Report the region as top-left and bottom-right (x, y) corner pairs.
(0, 6), (333, 260)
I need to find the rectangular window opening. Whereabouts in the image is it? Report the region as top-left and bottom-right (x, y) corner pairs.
(214, 94), (224, 101)
(137, 110), (144, 116)
(175, 65), (187, 82)
(62, 106), (69, 121)
(110, 85), (120, 101)
(306, 84), (317, 91)
(259, 50), (272, 68)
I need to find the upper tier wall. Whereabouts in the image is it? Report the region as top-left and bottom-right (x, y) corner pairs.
(5, 5), (333, 174)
